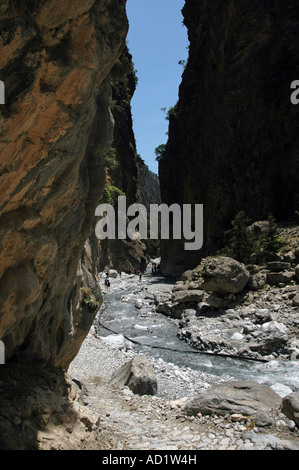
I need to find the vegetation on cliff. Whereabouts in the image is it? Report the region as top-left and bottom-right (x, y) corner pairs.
(221, 212), (285, 266)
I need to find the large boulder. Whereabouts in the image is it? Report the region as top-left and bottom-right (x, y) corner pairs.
(184, 380), (281, 426)
(199, 257), (250, 294)
(100, 334), (133, 351)
(172, 290), (204, 304)
(281, 392), (299, 427)
(247, 272), (267, 291)
(108, 269), (119, 278)
(267, 271), (294, 286)
(108, 355), (158, 396)
(267, 261), (292, 272)
(154, 290), (173, 316)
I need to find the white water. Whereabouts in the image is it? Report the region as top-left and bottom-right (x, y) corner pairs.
(94, 272), (299, 393)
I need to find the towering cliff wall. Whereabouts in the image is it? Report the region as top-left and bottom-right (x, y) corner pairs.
(0, 0), (128, 367)
(98, 47), (161, 272)
(159, 0), (299, 276)
(97, 46), (148, 273)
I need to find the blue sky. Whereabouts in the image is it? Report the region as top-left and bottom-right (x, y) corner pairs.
(126, 0), (189, 174)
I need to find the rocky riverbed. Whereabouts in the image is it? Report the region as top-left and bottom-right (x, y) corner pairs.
(66, 264), (299, 451)
(152, 257), (299, 364)
(4, 254), (296, 451)
(68, 334), (299, 451)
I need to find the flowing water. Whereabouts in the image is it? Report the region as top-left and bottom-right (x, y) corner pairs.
(95, 272), (299, 393)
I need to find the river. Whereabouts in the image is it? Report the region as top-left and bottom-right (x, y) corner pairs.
(94, 271), (299, 393)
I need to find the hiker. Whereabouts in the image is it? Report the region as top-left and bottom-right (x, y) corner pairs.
(105, 275), (110, 291)
(139, 271), (142, 281)
(152, 262), (158, 274)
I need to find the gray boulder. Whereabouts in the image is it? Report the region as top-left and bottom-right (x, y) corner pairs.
(172, 289), (204, 304)
(205, 292), (226, 309)
(172, 283), (188, 292)
(154, 290), (173, 316)
(295, 264), (299, 281)
(200, 257), (250, 294)
(108, 269), (118, 278)
(247, 272), (267, 291)
(241, 430), (299, 450)
(281, 392), (299, 427)
(184, 380), (281, 426)
(292, 294), (299, 307)
(181, 270), (193, 281)
(267, 261), (292, 272)
(108, 355), (157, 396)
(267, 271), (294, 286)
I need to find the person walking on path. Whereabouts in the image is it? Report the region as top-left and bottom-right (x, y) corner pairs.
(105, 274), (111, 291)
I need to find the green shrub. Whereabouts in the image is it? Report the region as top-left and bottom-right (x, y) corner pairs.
(222, 212), (285, 265)
(103, 185), (125, 205)
(81, 287), (101, 313)
(221, 211), (255, 264)
(161, 105), (178, 121)
(154, 144), (166, 162)
(105, 146), (118, 170)
(254, 214), (285, 263)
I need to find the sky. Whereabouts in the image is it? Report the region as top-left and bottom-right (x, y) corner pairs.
(126, 0), (189, 175)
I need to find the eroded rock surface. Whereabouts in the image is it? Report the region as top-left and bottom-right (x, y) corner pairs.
(0, 0), (128, 367)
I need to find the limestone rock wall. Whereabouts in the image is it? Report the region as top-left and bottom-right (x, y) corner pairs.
(137, 159), (161, 211)
(159, 0), (299, 276)
(96, 46), (148, 273)
(0, 0), (128, 367)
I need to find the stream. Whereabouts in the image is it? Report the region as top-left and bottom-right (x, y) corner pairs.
(94, 271), (299, 393)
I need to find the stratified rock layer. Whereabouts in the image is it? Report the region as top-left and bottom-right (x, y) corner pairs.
(159, 0), (299, 276)
(0, 0), (128, 367)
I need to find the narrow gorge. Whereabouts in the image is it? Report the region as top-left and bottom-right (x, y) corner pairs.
(0, 0), (298, 451)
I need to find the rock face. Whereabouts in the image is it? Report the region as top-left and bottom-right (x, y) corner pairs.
(97, 47), (152, 273)
(0, 0), (128, 367)
(0, 363), (103, 450)
(159, 0), (299, 276)
(137, 159), (161, 210)
(98, 46), (162, 273)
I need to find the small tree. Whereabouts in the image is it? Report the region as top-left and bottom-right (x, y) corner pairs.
(255, 214), (285, 263)
(154, 144), (166, 161)
(222, 212), (285, 265)
(222, 211), (255, 264)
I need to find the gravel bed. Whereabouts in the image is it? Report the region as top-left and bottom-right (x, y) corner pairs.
(68, 333), (224, 400)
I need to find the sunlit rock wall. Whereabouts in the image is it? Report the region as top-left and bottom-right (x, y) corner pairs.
(0, 0), (128, 367)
